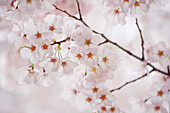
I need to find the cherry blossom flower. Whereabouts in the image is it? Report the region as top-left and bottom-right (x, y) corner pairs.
(107, 7), (126, 25)
(44, 14), (62, 34)
(20, 44), (39, 64)
(39, 56), (60, 74)
(146, 99), (168, 113)
(8, 21), (30, 50)
(17, 65), (39, 86)
(129, 97), (148, 113)
(62, 80), (80, 102)
(148, 82), (170, 103)
(147, 42), (167, 64)
(82, 48), (99, 66)
(130, 0), (149, 17)
(98, 45), (119, 72)
(58, 57), (78, 75)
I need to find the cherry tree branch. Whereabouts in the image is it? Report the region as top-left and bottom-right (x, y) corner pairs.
(75, 0), (83, 20)
(110, 69), (154, 92)
(50, 37), (70, 45)
(52, 2), (170, 77)
(136, 18), (145, 60)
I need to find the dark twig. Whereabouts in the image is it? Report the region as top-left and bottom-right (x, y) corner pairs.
(75, 0), (83, 20)
(50, 37), (70, 45)
(53, 4), (79, 21)
(98, 40), (108, 46)
(168, 66), (170, 74)
(52, 4), (170, 77)
(110, 69), (154, 92)
(136, 18), (145, 60)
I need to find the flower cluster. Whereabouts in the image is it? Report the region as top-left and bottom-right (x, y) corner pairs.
(129, 41), (170, 113)
(8, 4), (123, 111)
(147, 42), (170, 68)
(102, 0), (162, 25)
(130, 76), (170, 113)
(1, 0), (169, 112)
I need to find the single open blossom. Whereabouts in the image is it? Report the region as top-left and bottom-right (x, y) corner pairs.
(62, 79), (80, 102)
(146, 99), (168, 113)
(44, 14), (62, 34)
(148, 82), (170, 103)
(82, 48), (99, 66)
(73, 26), (103, 49)
(129, 97), (147, 113)
(69, 47), (85, 63)
(8, 21), (30, 50)
(98, 45), (119, 72)
(96, 89), (116, 104)
(106, 7), (126, 25)
(58, 57), (78, 75)
(38, 40), (53, 61)
(130, 0), (149, 17)
(17, 65), (39, 86)
(159, 48), (170, 67)
(76, 93), (94, 112)
(39, 56), (60, 74)
(120, 0), (133, 13)
(147, 41), (167, 65)
(20, 45), (39, 64)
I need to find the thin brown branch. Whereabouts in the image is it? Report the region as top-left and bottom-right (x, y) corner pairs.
(110, 69), (154, 92)
(136, 18), (145, 60)
(50, 37), (70, 45)
(98, 40), (108, 46)
(168, 66), (170, 74)
(53, 4), (79, 21)
(75, 0), (83, 20)
(52, 4), (170, 76)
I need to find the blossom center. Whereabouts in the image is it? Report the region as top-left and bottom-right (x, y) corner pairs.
(92, 87), (98, 93)
(115, 10), (119, 14)
(62, 62), (67, 68)
(42, 44), (48, 50)
(103, 57), (108, 63)
(157, 90), (163, 97)
(92, 68), (96, 73)
(85, 39), (92, 46)
(134, 1), (140, 7)
(110, 107), (115, 112)
(155, 106), (160, 111)
(86, 97), (92, 103)
(100, 95), (106, 101)
(27, 0), (32, 3)
(35, 32), (42, 39)
(51, 58), (57, 63)
(76, 54), (82, 59)
(30, 45), (36, 52)
(10, 1), (15, 7)
(49, 26), (55, 31)
(87, 52), (93, 59)
(124, 0), (129, 2)
(157, 50), (164, 57)
(73, 89), (77, 95)
(101, 106), (106, 111)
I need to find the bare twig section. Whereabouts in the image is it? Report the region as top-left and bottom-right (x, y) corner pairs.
(75, 0), (83, 20)
(98, 40), (108, 46)
(52, 4), (170, 76)
(53, 4), (79, 21)
(147, 63), (169, 76)
(50, 37), (70, 45)
(136, 18), (145, 60)
(168, 66), (170, 74)
(110, 69), (154, 92)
